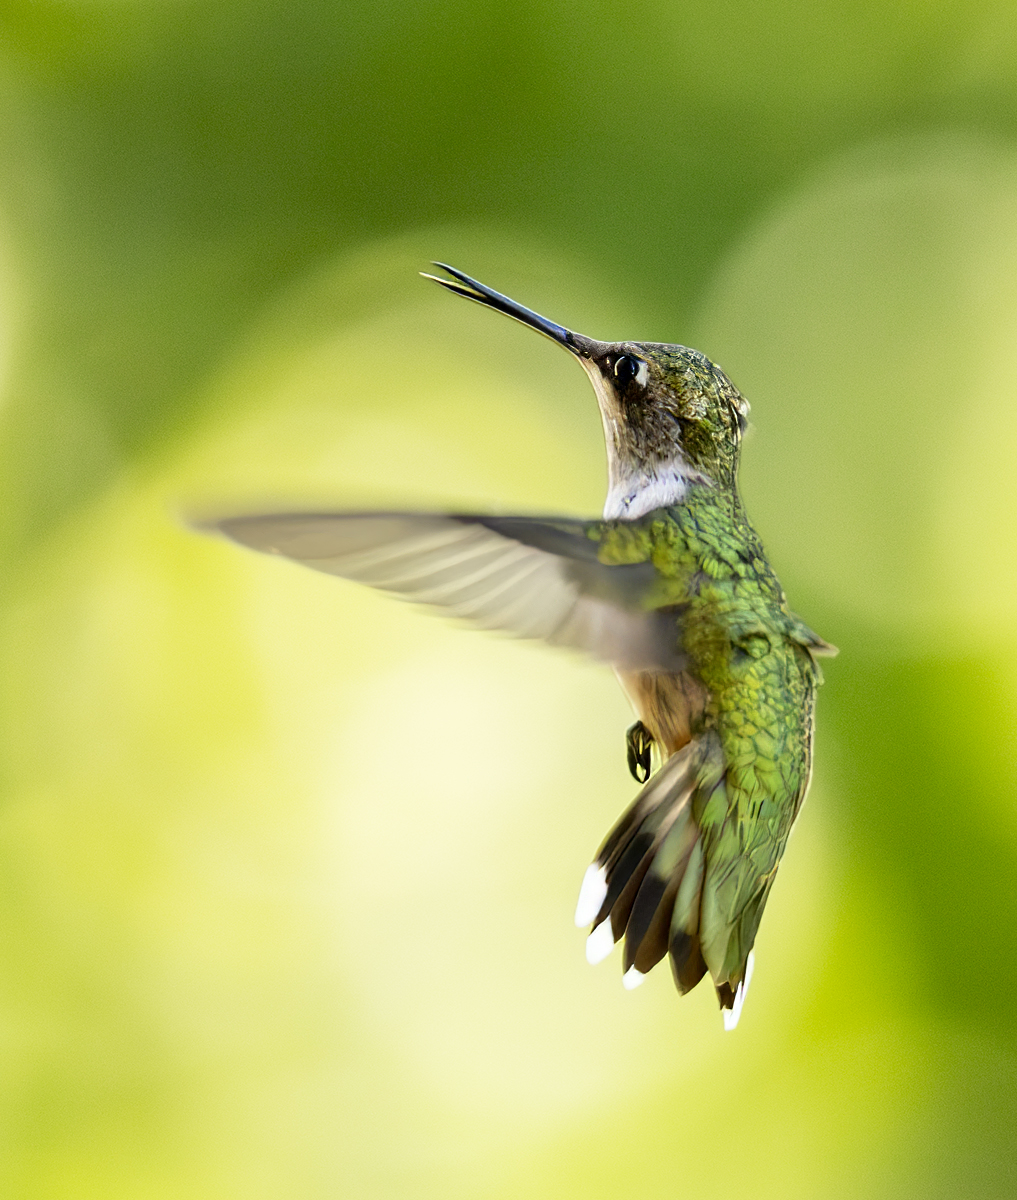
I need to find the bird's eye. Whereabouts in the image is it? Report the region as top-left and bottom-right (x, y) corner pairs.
(614, 355), (642, 387)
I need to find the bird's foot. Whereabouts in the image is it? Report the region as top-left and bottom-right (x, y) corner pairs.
(625, 720), (654, 783)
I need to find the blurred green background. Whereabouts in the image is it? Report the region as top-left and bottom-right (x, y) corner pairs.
(1, 2), (1016, 1197)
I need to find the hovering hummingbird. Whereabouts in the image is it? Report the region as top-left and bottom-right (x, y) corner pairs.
(208, 264), (835, 1030)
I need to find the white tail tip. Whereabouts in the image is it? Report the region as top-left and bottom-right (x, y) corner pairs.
(574, 864), (608, 928)
(622, 966), (645, 990)
(722, 951), (755, 1031)
(585, 919), (616, 965)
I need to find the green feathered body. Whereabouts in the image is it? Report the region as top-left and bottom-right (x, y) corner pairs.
(590, 484), (829, 998)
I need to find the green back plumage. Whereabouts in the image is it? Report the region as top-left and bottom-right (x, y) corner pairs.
(586, 485), (833, 1004)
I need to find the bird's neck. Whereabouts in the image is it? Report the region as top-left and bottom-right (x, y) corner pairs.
(603, 458), (712, 520)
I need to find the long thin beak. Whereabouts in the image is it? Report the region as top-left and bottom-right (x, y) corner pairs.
(422, 263), (595, 357)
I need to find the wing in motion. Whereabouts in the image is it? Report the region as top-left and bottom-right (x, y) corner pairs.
(208, 510), (686, 672)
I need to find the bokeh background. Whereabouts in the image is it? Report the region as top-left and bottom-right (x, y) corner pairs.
(1, 2), (1016, 1197)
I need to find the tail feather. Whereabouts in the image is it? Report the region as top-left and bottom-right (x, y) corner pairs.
(669, 931), (707, 994)
(668, 837), (706, 993)
(580, 735), (724, 992)
(623, 815), (697, 973)
(597, 828), (660, 937)
(716, 876), (772, 985)
(595, 744), (695, 872)
(587, 745), (697, 937)
(719, 952), (755, 1031)
(716, 982), (737, 1008)
(577, 730), (766, 1027)
(628, 876), (680, 975)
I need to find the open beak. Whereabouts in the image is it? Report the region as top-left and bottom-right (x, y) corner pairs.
(423, 263), (596, 358)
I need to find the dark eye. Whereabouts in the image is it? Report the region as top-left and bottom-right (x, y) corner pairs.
(613, 355), (641, 387)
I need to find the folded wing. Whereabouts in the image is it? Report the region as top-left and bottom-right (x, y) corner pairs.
(210, 511), (685, 671)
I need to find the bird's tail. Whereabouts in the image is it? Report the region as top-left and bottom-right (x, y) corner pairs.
(574, 733), (753, 1027)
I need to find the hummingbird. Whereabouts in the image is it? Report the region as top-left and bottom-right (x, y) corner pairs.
(207, 264), (836, 1030)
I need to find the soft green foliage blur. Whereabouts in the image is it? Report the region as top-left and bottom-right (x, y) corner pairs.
(1, 3), (1016, 1197)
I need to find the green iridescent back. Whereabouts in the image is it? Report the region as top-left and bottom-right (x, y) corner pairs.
(591, 484), (827, 986)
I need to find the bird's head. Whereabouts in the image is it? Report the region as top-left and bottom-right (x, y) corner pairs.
(424, 265), (749, 519)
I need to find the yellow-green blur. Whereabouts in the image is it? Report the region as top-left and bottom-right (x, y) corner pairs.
(0, 5), (1016, 1198)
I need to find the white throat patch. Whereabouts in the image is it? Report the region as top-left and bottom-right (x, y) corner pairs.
(603, 465), (697, 520)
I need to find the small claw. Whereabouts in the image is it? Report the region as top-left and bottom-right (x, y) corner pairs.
(625, 720), (654, 783)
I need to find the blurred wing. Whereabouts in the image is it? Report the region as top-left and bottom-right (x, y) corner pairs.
(210, 511), (684, 670)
